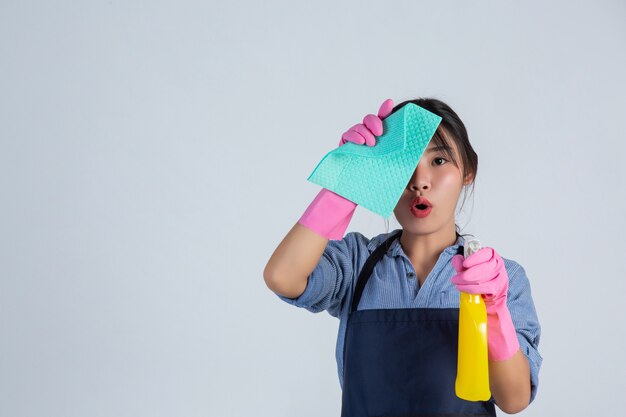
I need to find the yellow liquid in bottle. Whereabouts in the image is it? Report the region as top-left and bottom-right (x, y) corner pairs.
(455, 239), (491, 401)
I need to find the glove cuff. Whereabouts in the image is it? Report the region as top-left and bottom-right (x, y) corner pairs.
(486, 301), (520, 361)
(298, 188), (357, 240)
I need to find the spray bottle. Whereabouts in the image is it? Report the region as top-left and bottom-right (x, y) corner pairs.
(455, 238), (491, 401)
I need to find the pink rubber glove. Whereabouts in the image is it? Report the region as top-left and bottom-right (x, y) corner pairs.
(339, 98), (394, 146)
(298, 99), (394, 240)
(451, 247), (521, 361)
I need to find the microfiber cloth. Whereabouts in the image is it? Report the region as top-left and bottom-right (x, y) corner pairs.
(307, 103), (442, 218)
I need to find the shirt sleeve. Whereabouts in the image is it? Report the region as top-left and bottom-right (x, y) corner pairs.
(274, 232), (362, 318)
(505, 260), (543, 404)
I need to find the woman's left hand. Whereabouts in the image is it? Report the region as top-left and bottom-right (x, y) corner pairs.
(450, 247), (508, 311)
(451, 247), (520, 361)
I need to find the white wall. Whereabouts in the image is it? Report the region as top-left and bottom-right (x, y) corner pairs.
(1, 1), (625, 416)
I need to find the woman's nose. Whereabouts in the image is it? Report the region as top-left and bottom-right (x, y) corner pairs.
(409, 182), (429, 192)
(408, 165), (430, 192)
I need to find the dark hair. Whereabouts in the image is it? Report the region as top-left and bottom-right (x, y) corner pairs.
(386, 97), (478, 240)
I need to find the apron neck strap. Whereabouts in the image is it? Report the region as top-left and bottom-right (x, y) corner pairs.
(350, 230), (465, 313)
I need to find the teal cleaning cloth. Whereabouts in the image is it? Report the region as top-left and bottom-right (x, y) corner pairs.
(307, 103), (442, 218)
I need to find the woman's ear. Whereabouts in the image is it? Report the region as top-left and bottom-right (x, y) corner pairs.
(462, 171), (475, 186)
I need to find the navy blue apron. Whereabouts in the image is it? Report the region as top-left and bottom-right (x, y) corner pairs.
(341, 230), (496, 417)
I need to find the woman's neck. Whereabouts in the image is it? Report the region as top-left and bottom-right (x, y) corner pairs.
(399, 227), (458, 279)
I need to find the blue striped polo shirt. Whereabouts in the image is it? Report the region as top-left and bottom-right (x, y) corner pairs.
(275, 229), (543, 404)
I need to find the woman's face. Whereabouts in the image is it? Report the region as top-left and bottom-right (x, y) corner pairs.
(393, 137), (469, 236)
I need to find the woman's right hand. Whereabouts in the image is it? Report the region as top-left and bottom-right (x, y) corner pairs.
(298, 99), (395, 241)
(338, 98), (394, 147)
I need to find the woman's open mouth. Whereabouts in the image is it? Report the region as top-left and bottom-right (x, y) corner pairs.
(410, 197), (432, 218)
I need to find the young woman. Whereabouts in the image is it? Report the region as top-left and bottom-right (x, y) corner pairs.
(263, 98), (542, 416)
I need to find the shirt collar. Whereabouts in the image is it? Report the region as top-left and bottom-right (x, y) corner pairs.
(366, 229), (466, 257)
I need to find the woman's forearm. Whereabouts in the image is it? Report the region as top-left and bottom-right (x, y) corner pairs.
(488, 348), (531, 414)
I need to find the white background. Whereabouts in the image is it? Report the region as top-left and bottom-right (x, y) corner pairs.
(1, 1), (625, 416)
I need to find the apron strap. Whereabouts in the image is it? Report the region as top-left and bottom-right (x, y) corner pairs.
(350, 230), (465, 313)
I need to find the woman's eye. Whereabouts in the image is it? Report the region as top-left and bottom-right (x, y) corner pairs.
(433, 157), (447, 166)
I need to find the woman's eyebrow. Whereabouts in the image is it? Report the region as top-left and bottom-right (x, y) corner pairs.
(426, 146), (448, 153)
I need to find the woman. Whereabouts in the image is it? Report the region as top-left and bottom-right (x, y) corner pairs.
(263, 98), (542, 416)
